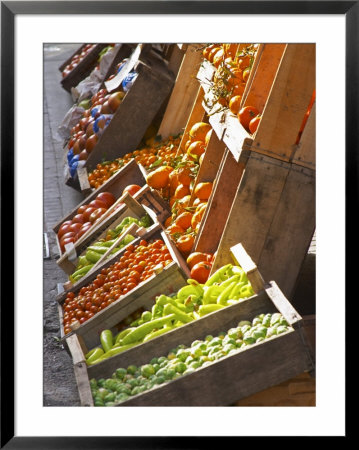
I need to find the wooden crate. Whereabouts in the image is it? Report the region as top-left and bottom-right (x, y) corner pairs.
(53, 159), (147, 253)
(212, 153), (316, 300)
(198, 44), (315, 168)
(64, 45), (175, 191)
(65, 243), (314, 406)
(157, 44), (204, 139)
(57, 227), (191, 349)
(60, 44), (109, 93)
(56, 193), (159, 276)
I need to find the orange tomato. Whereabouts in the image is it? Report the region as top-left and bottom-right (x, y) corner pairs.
(186, 252), (210, 270)
(194, 182), (213, 201)
(146, 165), (173, 189)
(249, 115), (261, 134)
(174, 184), (191, 200)
(229, 95), (242, 115)
(176, 234), (195, 256)
(175, 212), (193, 230)
(238, 106), (260, 131)
(189, 122), (212, 142)
(190, 261), (211, 283)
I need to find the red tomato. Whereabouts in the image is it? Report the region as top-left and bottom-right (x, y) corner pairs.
(77, 205), (88, 215)
(122, 184), (142, 197)
(89, 199), (108, 210)
(69, 222), (83, 234)
(89, 208), (107, 224)
(77, 223), (92, 239)
(72, 214), (86, 224)
(83, 207), (96, 222)
(57, 224), (72, 239)
(60, 232), (76, 243)
(190, 261), (211, 284)
(60, 237), (75, 252)
(238, 106), (260, 131)
(96, 192), (116, 207)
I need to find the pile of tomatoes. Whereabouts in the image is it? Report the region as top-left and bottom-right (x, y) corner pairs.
(62, 238), (173, 335)
(57, 192), (116, 253)
(62, 44), (96, 78)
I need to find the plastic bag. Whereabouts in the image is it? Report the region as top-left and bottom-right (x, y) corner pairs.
(57, 105), (85, 141)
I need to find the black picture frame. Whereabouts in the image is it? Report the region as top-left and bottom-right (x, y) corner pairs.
(1, 1), (353, 447)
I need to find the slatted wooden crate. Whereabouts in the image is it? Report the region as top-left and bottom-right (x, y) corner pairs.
(64, 44), (175, 191)
(65, 243), (314, 406)
(211, 153), (316, 300)
(56, 192), (159, 277)
(60, 44), (110, 93)
(198, 44), (315, 169)
(56, 227), (191, 350)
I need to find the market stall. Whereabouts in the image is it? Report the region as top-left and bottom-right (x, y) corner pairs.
(44, 42), (316, 407)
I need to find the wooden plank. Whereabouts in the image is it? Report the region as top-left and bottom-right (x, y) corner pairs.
(242, 43), (286, 112)
(211, 154), (290, 274)
(194, 148), (244, 255)
(83, 60), (175, 171)
(158, 44), (204, 139)
(292, 102), (316, 170)
(265, 281), (302, 326)
(240, 43), (264, 108)
(250, 44), (316, 162)
(165, 44), (185, 78)
(256, 164), (315, 298)
(221, 112), (253, 162)
(230, 243), (265, 294)
(73, 362), (94, 406)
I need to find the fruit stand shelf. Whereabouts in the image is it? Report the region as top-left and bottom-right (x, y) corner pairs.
(65, 244), (314, 406)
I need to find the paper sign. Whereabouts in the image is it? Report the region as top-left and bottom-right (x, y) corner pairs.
(104, 44), (142, 92)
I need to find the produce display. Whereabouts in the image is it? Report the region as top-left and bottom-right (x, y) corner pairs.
(48, 43), (315, 408)
(202, 43), (262, 134)
(62, 237), (174, 335)
(66, 57), (142, 174)
(89, 312), (293, 406)
(87, 135), (181, 189)
(57, 191), (116, 253)
(69, 214), (152, 283)
(83, 263), (255, 366)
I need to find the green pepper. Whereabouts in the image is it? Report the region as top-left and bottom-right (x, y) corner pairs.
(93, 239), (116, 247)
(204, 264), (233, 287)
(219, 274), (242, 289)
(121, 314), (176, 345)
(156, 294), (186, 312)
(87, 246), (110, 254)
(151, 303), (163, 319)
(103, 342), (138, 358)
(202, 285), (226, 305)
(143, 325), (175, 343)
(163, 304), (194, 324)
(114, 327), (136, 345)
(85, 250), (103, 263)
(100, 330), (113, 353)
(217, 281), (237, 305)
(71, 264), (94, 280)
(86, 347), (104, 364)
(198, 304), (224, 317)
(85, 347), (101, 360)
(177, 284), (203, 303)
(227, 281), (247, 299)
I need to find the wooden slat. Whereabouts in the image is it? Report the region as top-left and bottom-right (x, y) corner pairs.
(158, 44), (204, 139)
(242, 43), (286, 112)
(250, 44), (316, 162)
(230, 243), (265, 294)
(292, 102), (316, 169)
(211, 154), (290, 274)
(240, 43), (264, 108)
(194, 148), (244, 255)
(84, 61), (174, 171)
(73, 362), (94, 406)
(256, 164), (315, 298)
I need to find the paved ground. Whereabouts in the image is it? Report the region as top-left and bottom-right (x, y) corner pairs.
(43, 44), (316, 407)
(43, 44), (84, 406)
